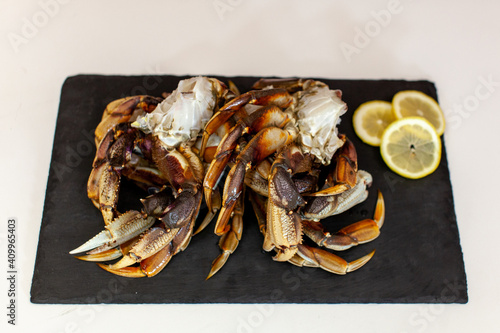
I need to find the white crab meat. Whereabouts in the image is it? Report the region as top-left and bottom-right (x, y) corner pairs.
(294, 82), (347, 165)
(132, 76), (217, 148)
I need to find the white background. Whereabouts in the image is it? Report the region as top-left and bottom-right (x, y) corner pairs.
(1, 0), (499, 332)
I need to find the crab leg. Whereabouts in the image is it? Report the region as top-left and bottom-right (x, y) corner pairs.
(206, 191), (244, 279)
(200, 88), (293, 157)
(249, 190), (267, 234)
(290, 244), (375, 275)
(302, 190), (385, 251)
(203, 123), (244, 210)
(194, 188), (222, 235)
(214, 127), (296, 235)
(204, 105), (290, 210)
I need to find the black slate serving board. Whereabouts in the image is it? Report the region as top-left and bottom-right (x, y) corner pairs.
(31, 75), (467, 304)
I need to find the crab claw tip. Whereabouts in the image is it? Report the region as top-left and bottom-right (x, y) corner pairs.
(107, 255), (137, 270)
(74, 248), (123, 262)
(69, 230), (111, 255)
(97, 264), (147, 278)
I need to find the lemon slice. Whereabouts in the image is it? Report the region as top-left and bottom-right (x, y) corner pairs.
(353, 100), (396, 146)
(380, 117), (441, 179)
(392, 90), (445, 136)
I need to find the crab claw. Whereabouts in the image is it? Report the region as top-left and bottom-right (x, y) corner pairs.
(307, 135), (358, 197)
(75, 248), (123, 262)
(104, 226), (179, 270)
(264, 144), (312, 261)
(302, 190), (385, 251)
(159, 190), (199, 229)
(98, 209), (197, 278)
(303, 170), (373, 221)
(140, 187), (175, 218)
(74, 235), (140, 262)
(69, 211), (155, 255)
(97, 244), (174, 278)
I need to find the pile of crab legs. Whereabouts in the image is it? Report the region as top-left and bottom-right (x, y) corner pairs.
(69, 76), (385, 279)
